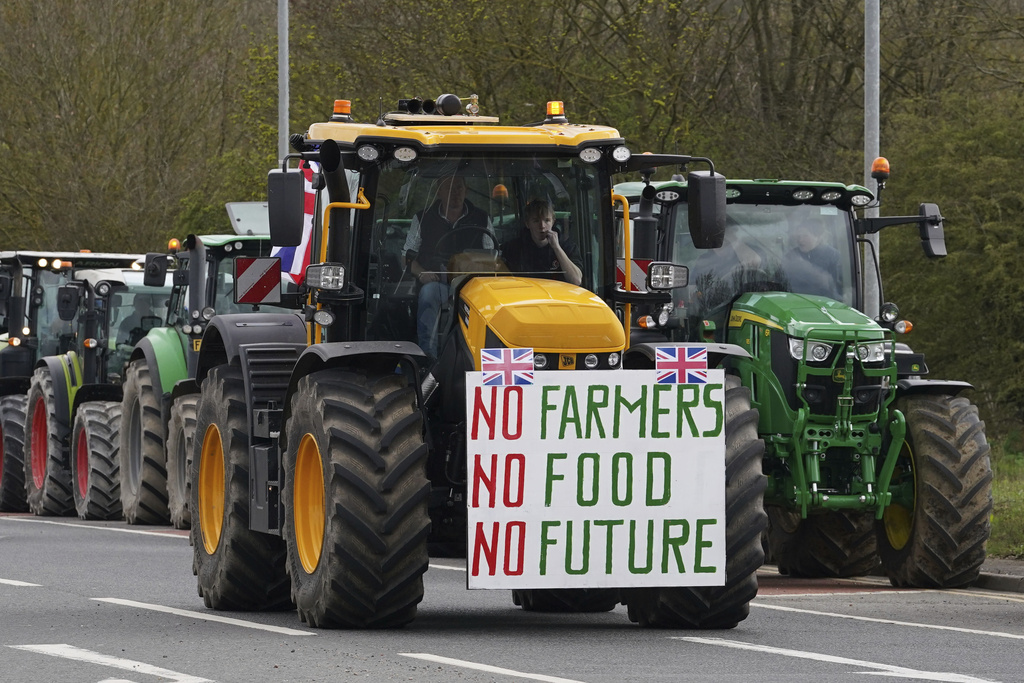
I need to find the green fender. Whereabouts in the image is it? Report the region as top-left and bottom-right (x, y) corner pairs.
(130, 326), (188, 402)
(35, 351), (83, 432)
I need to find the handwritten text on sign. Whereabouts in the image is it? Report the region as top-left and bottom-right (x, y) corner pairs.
(465, 369), (726, 589)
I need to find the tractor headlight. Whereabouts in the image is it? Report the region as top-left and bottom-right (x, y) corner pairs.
(879, 302), (899, 324)
(534, 353), (548, 370)
(792, 189), (815, 201)
(584, 354), (600, 369)
(96, 282), (110, 296)
(856, 342), (887, 363)
(647, 262), (688, 290)
(579, 148), (602, 164)
(607, 352), (620, 368)
(789, 338), (834, 362)
(312, 309), (336, 326)
(201, 307), (216, 321)
(305, 263), (345, 290)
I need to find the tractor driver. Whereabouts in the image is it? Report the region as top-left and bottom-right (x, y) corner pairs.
(403, 174), (494, 358)
(118, 293), (155, 346)
(783, 219), (841, 298)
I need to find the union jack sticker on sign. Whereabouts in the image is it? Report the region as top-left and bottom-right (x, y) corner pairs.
(481, 348), (534, 386)
(234, 257), (282, 305)
(655, 346), (708, 384)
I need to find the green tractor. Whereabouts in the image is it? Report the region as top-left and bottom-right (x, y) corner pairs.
(24, 268), (172, 518)
(614, 162), (991, 587)
(122, 213), (298, 527)
(0, 251), (143, 512)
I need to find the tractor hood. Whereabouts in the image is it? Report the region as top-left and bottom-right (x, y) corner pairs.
(460, 276), (625, 351)
(729, 292), (885, 341)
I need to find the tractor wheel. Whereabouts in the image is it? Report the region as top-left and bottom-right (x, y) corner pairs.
(0, 395), (29, 512)
(24, 368), (73, 516)
(876, 393), (992, 588)
(191, 364), (291, 610)
(512, 589), (619, 613)
(166, 394), (198, 529)
(623, 375), (766, 628)
(767, 507), (879, 578)
(70, 401), (123, 520)
(283, 367), (430, 628)
(120, 359), (170, 524)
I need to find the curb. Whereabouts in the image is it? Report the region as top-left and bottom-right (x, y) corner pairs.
(973, 572), (1024, 594)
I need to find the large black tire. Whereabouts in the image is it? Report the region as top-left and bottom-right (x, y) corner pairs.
(876, 393), (992, 588)
(623, 375), (766, 628)
(120, 359), (170, 524)
(283, 367), (430, 629)
(191, 365), (291, 611)
(24, 368), (73, 516)
(70, 401), (123, 520)
(767, 507), (879, 578)
(0, 395), (29, 512)
(512, 589), (619, 613)
(166, 394), (198, 529)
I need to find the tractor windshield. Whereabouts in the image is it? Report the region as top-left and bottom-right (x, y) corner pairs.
(102, 282), (172, 379)
(363, 153), (609, 342)
(33, 268), (75, 358)
(671, 202), (857, 317)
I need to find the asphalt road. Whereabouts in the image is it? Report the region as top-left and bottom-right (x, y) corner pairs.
(1, 513), (1022, 683)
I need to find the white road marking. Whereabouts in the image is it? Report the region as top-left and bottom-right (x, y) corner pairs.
(429, 562), (466, 571)
(92, 598), (315, 637)
(675, 637), (998, 683)
(0, 578), (41, 586)
(1, 517), (187, 538)
(752, 603), (1024, 641)
(400, 653), (587, 683)
(10, 644), (213, 683)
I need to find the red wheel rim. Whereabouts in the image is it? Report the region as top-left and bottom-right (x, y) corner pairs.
(31, 397), (47, 489)
(76, 426), (89, 498)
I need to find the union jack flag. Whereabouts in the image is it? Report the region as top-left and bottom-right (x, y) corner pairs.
(270, 160), (318, 285)
(656, 346), (708, 384)
(481, 347), (534, 386)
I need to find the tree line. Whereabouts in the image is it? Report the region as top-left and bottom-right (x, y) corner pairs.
(2, 0), (1023, 436)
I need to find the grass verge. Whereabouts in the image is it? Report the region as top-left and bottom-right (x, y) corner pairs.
(989, 443), (1024, 558)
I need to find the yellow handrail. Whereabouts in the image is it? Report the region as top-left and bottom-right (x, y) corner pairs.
(611, 192), (631, 351)
(310, 188), (371, 345)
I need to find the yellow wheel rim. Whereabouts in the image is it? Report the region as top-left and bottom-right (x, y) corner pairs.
(199, 424), (225, 555)
(294, 433), (325, 574)
(883, 442), (916, 551)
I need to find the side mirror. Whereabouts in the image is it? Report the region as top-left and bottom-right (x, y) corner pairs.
(687, 170), (726, 249)
(918, 202), (946, 258)
(267, 168), (306, 247)
(57, 286), (80, 321)
(143, 253), (168, 287)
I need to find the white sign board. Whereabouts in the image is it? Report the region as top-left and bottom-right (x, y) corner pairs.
(465, 367), (726, 589)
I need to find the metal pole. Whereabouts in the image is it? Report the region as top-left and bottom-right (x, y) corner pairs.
(864, 0), (881, 315)
(277, 0), (289, 165)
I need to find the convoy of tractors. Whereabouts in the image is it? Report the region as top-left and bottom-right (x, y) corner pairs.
(0, 94), (992, 630)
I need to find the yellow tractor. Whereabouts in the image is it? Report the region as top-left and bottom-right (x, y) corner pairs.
(188, 95), (766, 628)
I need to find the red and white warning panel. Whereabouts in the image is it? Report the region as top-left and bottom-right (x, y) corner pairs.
(234, 257), (282, 304)
(615, 258), (652, 292)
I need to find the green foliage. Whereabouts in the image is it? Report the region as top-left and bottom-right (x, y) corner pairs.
(881, 90), (1024, 435)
